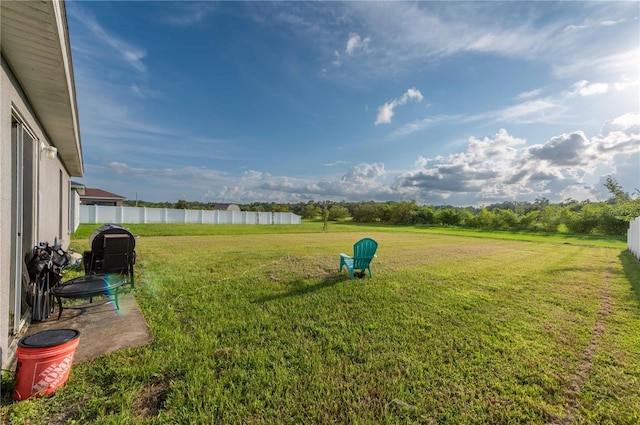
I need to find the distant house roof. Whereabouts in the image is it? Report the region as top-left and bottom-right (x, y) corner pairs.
(214, 203), (240, 211)
(82, 188), (126, 201)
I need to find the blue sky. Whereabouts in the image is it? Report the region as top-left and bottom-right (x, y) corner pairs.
(67, 1), (639, 206)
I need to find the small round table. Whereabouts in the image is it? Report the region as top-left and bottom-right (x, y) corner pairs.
(51, 274), (127, 320)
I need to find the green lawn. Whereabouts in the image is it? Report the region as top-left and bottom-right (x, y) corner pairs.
(2, 223), (639, 424)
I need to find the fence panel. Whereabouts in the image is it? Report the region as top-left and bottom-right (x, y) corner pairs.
(145, 208), (164, 223)
(121, 207), (139, 223)
(165, 209), (183, 223)
(629, 217), (640, 261)
(242, 212), (258, 225)
(79, 205), (300, 226)
(258, 212), (272, 225)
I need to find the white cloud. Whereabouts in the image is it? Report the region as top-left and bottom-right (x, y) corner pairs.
(463, 76), (632, 129)
(393, 117), (435, 137)
(465, 98), (566, 125)
(345, 33), (371, 56)
(256, 162), (395, 202)
(90, 160), (392, 204)
(391, 114), (453, 138)
(516, 88), (543, 100)
(600, 112), (640, 135)
(370, 3), (636, 83)
(600, 19), (624, 26)
(107, 162), (137, 175)
(163, 2), (216, 26)
(86, 114), (637, 205)
(613, 74), (640, 92)
(569, 80), (609, 96)
(405, 88), (423, 102)
(564, 24), (588, 32)
(73, 2), (639, 206)
(553, 48), (640, 78)
(130, 84), (161, 99)
(375, 88), (424, 125)
(497, 99), (562, 122)
(393, 117), (638, 205)
(252, 2), (637, 86)
(525, 132), (593, 166)
(375, 103), (395, 126)
(243, 170), (264, 179)
(397, 129), (527, 198)
(324, 160), (349, 167)
(332, 50), (342, 66)
(464, 29), (544, 58)
(68, 5), (147, 73)
(342, 162), (386, 182)
(595, 112), (640, 160)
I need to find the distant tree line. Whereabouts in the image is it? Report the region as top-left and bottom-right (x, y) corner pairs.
(123, 177), (639, 236)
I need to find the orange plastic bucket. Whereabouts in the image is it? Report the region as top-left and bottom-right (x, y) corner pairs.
(13, 329), (80, 400)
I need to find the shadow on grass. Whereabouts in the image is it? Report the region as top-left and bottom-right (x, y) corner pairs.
(0, 372), (17, 407)
(252, 274), (352, 303)
(619, 250), (640, 307)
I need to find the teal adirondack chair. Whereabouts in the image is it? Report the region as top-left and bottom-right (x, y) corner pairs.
(339, 238), (378, 279)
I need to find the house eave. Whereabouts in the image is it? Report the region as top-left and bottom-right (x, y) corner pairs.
(1, 0), (83, 176)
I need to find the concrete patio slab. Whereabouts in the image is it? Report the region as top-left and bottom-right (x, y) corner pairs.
(23, 294), (152, 362)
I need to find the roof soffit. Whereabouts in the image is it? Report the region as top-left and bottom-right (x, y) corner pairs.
(1, 0), (83, 176)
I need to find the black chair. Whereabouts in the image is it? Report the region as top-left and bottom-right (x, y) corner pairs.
(83, 224), (136, 287)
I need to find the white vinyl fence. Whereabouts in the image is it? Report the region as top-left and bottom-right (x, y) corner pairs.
(628, 216), (640, 261)
(80, 205), (301, 225)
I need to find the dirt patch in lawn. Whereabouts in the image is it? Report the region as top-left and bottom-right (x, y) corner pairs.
(267, 254), (336, 282)
(133, 376), (171, 419)
(548, 263), (613, 425)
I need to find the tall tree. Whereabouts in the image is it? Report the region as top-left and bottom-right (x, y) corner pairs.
(604, 176), (629, 203)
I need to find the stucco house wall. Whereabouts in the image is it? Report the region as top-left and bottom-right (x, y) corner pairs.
(1, 0), (83, 368)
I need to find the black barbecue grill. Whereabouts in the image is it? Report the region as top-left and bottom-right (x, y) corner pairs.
(83, 223), (136, 287)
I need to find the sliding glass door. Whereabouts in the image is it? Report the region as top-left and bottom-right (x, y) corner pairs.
(9, 115), (38, 335)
